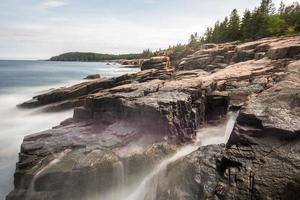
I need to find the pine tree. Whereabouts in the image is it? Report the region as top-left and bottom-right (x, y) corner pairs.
(211, 21), (221, 42)
(204, 27), (213, 43)
(278, 1), (285, 16)
(219, 17), (229, 42)
(193, 0), (300, 45)
(188, 33), (199, 48)
(260, 0), (275, 15)
(241, 10), (252, 39)
(227, 9), (241, 41)
(266, 15), (285, 35)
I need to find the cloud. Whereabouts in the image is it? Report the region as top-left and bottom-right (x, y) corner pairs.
(143, 0), (160, 4)
(1, 0), (288, 59)
(42, 0), (67, 8)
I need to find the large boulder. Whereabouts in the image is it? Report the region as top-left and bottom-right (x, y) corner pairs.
(142, 61), (300, 200)
(141, 56), (170, 70)
(84, 74), (101, 79)
(268, 44), (300, 60)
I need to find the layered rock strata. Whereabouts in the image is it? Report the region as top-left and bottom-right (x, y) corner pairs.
(151, 60), (300, 200)
(7, 35), (300, 200)
(141, 56), (171, 71)
(178, 35), (300, 71)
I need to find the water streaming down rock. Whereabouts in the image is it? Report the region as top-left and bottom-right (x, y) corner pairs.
(7, 36), (300, 200)
(125, 112), (238, 200)
(104, 160), (126, 200)
(0, 61), (140, 199)
(25, 149), (71, 200)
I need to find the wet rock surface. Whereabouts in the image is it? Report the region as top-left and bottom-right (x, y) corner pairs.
(84, 74), (101, 80)
(151, 60), (300, 200)
(8, 35), (300, 200)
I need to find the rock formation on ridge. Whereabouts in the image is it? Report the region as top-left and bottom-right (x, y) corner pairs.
(8, 35), (300, 200)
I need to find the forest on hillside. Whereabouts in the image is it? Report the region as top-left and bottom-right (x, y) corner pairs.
(51, 0), (300, 62)
(167, 0), (300, 53)
(188, 0), (300, 47)
(49, 50), (154, 62)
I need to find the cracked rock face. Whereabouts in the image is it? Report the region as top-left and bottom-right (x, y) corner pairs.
(7, 35), (300, 200)
(150, 60), (300, 200)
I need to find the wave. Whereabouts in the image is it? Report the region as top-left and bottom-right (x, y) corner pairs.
(0, 83), (76, 199)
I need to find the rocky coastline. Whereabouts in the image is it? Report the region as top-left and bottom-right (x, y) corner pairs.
(7, 35), (300, 200)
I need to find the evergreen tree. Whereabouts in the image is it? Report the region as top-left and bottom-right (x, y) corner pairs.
(219, 17), (229, 42)
(260, 0), (275, 15)
(241, 10), (252, 39)
(278, 1), (285, 16)
(266, 15), (285, 35)
(227, 9), (241, 41)
(188, 33), (199, 48)
(255, 0), (276, 37)
(194, 0), (300, 45)
(211, 21), (221, 42)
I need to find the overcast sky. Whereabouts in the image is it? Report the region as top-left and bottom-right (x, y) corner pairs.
(0, 0), (296, 59)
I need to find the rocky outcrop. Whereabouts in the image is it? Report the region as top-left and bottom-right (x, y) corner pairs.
(178, 35), (300, 71)
(141, 56), (170, 70)
(117, 59), (144, 67)
(146, 60), (300, 200)
(8, 35), (300, 200)
(178, 42), (237, 71)
(84, 74), (101, 79)
(18, 69), (172, 111)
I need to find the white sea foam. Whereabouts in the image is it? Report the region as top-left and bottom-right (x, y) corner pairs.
(125, 112), (237, 200)
(0, 62), (139, 199)
(0, 86), (73, 199)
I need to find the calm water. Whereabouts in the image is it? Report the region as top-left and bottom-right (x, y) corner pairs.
(0, 60), (139, 199)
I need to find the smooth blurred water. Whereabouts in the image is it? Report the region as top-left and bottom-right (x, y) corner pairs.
(0, 60), (139, 199)
(125, 113), (237, 200)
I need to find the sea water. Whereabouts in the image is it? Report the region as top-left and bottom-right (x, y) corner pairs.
(0, 60), (139, 199)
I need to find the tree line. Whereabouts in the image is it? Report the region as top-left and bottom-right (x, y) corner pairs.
(50, 49), (154, 62)
(188, 0), (300, 47)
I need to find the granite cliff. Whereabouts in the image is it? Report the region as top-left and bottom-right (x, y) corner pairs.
(7, 35), (300, 200)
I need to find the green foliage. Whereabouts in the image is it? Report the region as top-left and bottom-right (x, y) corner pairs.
(168, 43), (188, 52)
(266, 15), (286, 35)
(240, 10), (252, 39)
(141, 49), (154, 58)
(227, 9), (241, 41)
(188, 33), (201, 49)
(50, 50), (154, 62)
(198, 0), (300, 44)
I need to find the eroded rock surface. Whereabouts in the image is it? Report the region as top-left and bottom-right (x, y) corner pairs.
(7, 35), (300, 200)
(84, 74), (101, 80)
(178, 35), (300, 71)
(149, 60), (300, 200)
(141, 56), (171, 71)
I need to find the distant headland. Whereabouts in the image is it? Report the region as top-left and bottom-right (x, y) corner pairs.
(49, 50), (154, 62)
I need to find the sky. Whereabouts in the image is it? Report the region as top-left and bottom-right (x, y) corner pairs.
(0, 0), (297, 60)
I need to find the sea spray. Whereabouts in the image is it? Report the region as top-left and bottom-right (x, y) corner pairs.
(125, 112), (238, 200)
(0, 60), (139, 199)
(125, 145), (200, 200)
(25, 149), (71, 200)
(110, 161), (125, 200)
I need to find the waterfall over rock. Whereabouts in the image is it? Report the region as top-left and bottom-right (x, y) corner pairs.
(7, 36), (300, 200)
(125, 113), (238, 200)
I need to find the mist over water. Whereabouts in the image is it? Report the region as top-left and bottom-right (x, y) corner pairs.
(0, 60), (139, 199)
(124, 113), (237, 200)
(0, 60), (237, 200)
(79, 113), (237, 200)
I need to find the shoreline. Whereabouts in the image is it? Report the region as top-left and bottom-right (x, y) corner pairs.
(6, 35), (300, 200)
(0, 61), (140, 200)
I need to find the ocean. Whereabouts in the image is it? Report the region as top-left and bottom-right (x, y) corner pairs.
(0, 60), (139, 199)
